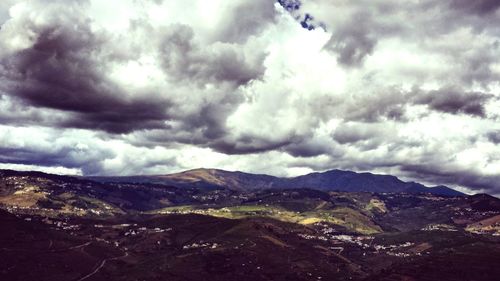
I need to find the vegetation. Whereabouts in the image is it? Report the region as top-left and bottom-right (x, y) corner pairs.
(1, 169), (499, 281)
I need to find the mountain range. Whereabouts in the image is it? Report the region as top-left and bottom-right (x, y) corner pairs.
(90, 168), (465, 196)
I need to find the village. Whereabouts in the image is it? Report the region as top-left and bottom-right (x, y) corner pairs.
(297, 223), (427, 258)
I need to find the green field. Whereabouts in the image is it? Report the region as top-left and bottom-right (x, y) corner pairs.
(149, 204), (382, 234)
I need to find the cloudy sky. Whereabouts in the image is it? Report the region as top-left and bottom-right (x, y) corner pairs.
(0, 0), (499, 195)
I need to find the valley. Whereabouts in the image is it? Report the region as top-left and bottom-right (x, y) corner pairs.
(1, 169), (500, 281)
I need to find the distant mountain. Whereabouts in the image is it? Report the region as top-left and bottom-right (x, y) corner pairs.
(286, 170), (464, 196)
(91, 168), (465, 196)
(467, 193), (500, 211)
(157, 168), (279, 190)
(90, 168), (279, 190)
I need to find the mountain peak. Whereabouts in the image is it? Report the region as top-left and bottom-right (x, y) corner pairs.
(150, 168), (464, 196)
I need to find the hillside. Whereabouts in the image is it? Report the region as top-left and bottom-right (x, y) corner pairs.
(1, 169), (500, 281)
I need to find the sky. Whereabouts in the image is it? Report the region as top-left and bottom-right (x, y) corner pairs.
(0, 0), (499, 196)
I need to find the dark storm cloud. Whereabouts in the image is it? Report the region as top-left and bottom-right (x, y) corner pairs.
(343, 89), (409, 122)
(331, 122), (391, 153)
(176, 93), (243, 142)
(401, 164), (500, 194)
(0, 134), (180, 176)
(212, 135), (297, 155)
(334, 86), (494, 124)
(0, 0), (267, 138)
(323, 12), (377, 66)
(284, 139), (334, 158)
(159, 24), (265, 86)
(0, 92), (168, 135)
(332, 123), (381, 145)
(486, 131), (500, 144)
(413, 88), (492, 117)
(0, 111), (185, 175)
(0, 4), (171, 134)
(0, 143), (113, 175)
(449, 0), (500, 15)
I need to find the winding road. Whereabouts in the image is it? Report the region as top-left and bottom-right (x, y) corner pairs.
(76, 251), (129, 281)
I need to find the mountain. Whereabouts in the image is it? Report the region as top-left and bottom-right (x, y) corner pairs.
(467, 193), (500, 211)
(93, 168), (464, 196)
(89, 168), (280, 190)
(157, 168), (280, 190)
(285, 169), (464, 196)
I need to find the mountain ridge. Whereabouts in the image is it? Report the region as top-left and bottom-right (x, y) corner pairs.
(89, 167), (465, 197)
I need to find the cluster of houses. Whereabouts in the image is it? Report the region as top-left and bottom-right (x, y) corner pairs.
(453, 208), (499, 221)
(298, 233), (328, 241)
(5, 205), (36, 212)
(466, 226), (500, 236)
(183, 241), (220, 250)
(124, 226), (172, 236)
(160, 208), (214, 215)
(373, 241), (414, 251)
(295, 224), (427, 258)
(52, 220), (81, 231)
(421, 224), (458, 232)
